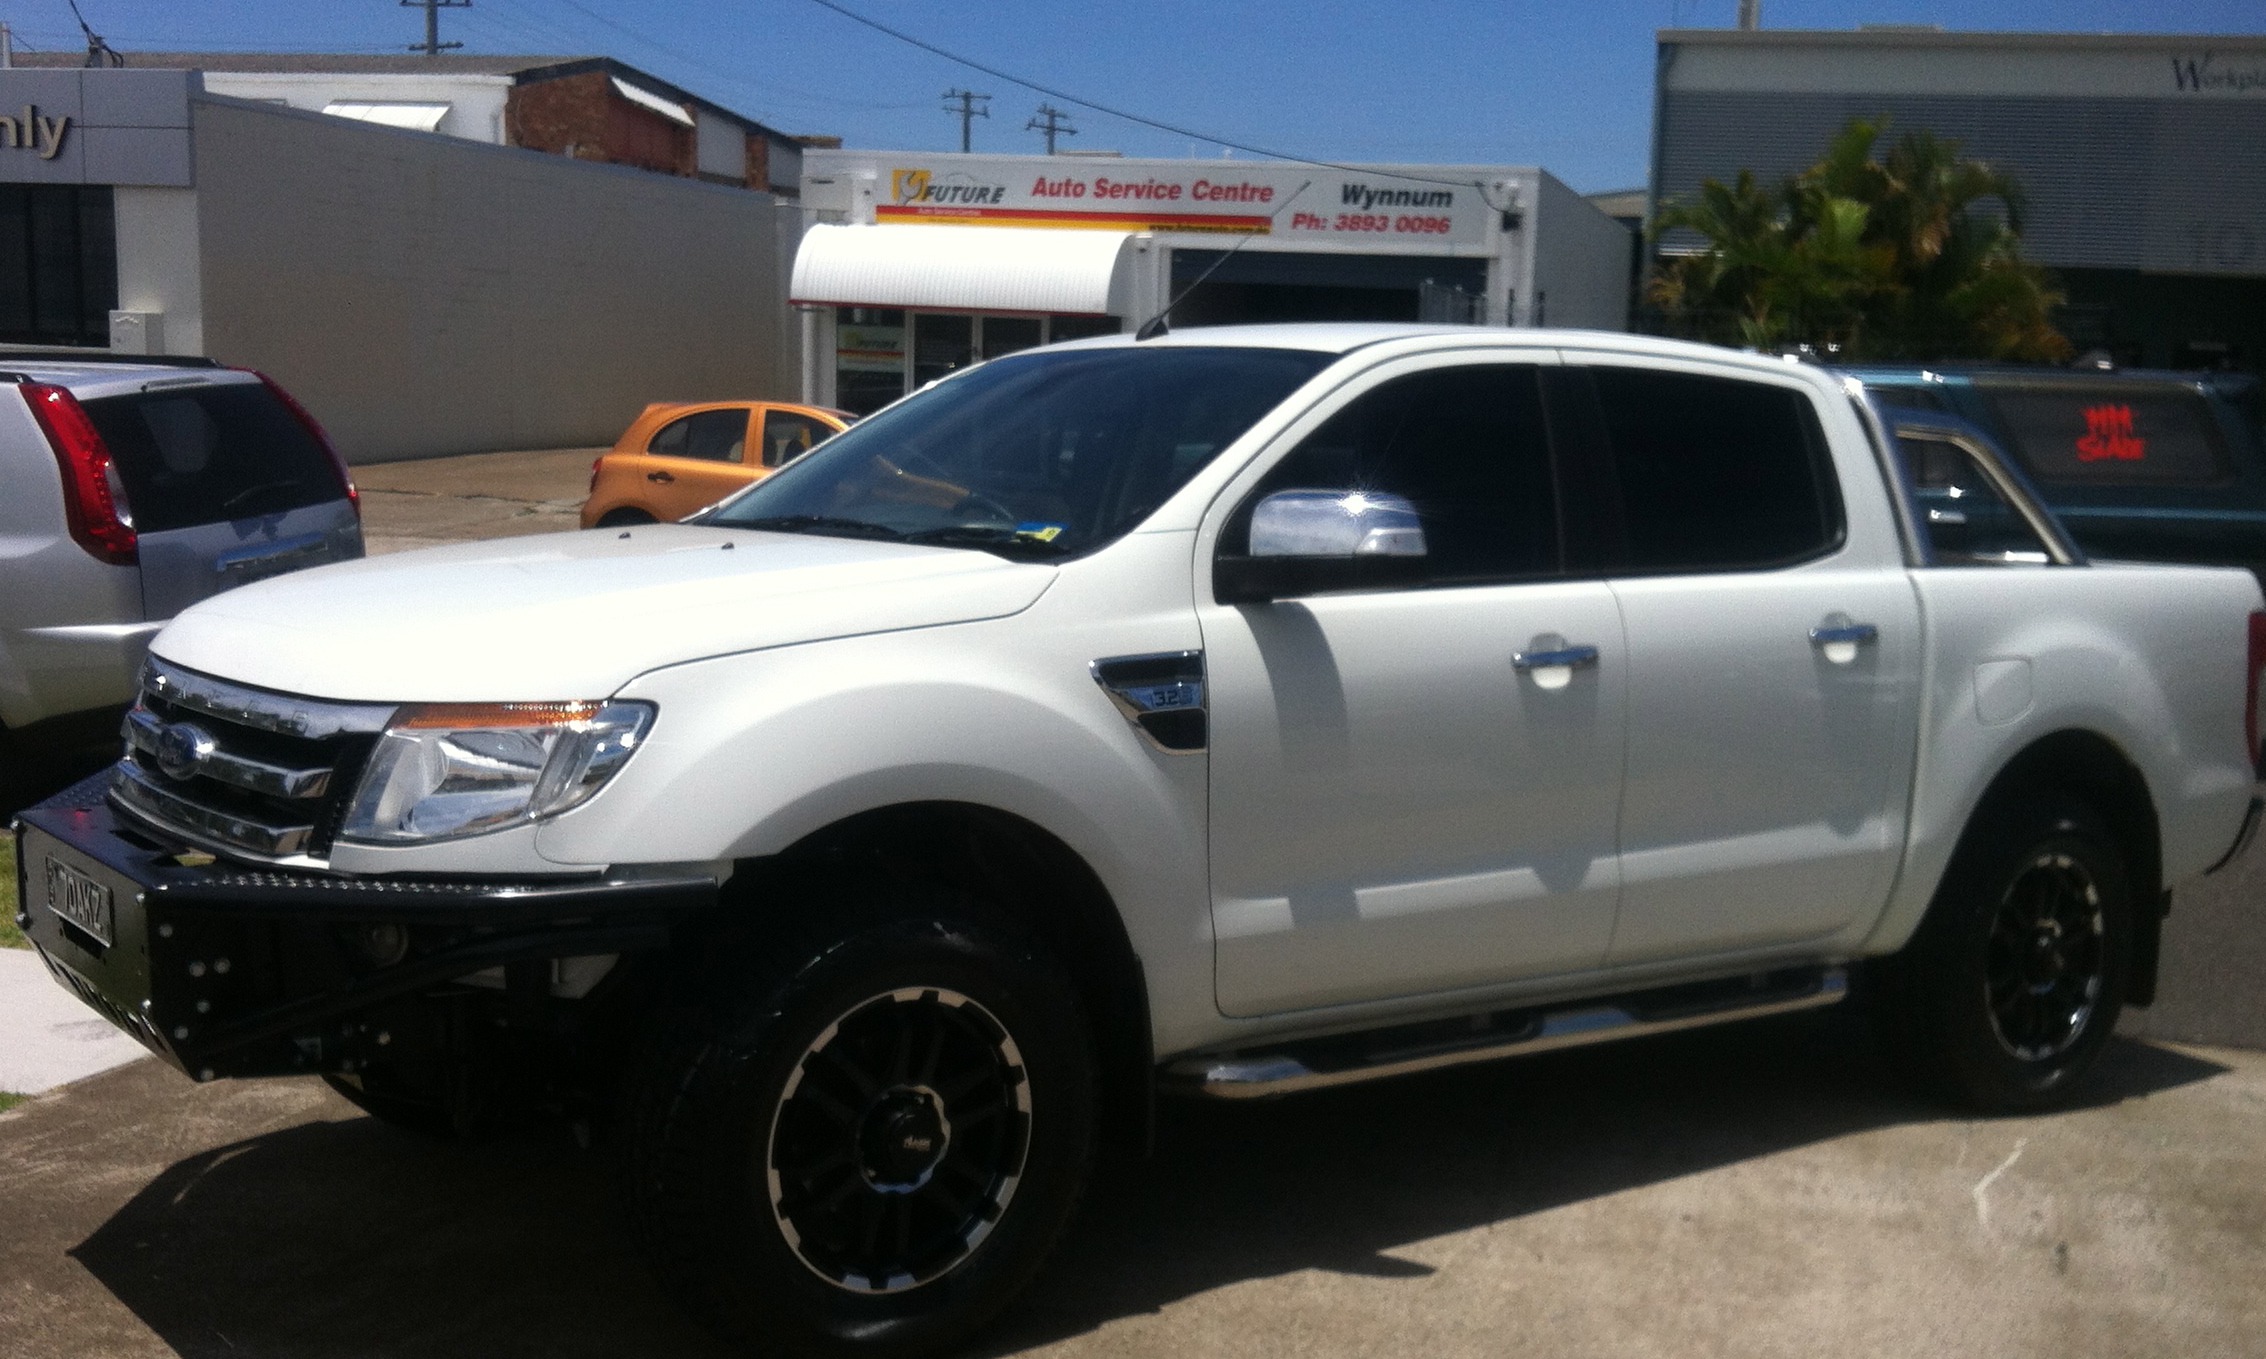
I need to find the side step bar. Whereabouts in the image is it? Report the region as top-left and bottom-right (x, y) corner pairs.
(1164, 966), (1848, 1099)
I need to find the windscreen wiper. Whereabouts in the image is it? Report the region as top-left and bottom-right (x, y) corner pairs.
(728, 514), (905, 541)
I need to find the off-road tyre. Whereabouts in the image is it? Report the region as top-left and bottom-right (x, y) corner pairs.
(625, 896), (1096, 1358)
(1879, 790), (2134, 1113)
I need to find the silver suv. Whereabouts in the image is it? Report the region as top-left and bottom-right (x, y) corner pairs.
(0, 355), (361, 790)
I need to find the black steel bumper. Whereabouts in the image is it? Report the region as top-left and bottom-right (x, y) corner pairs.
(12, 778), (717, 1081)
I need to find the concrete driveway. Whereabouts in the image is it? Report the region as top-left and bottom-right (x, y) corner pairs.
(1, 1007), (2259, 1359)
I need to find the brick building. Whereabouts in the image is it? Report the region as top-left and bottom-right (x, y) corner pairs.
(16, 51), (829, 198)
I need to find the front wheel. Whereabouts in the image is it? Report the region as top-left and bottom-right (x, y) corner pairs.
(627, 912), (1094, 1357)
(1880, 792), (2134, 1112)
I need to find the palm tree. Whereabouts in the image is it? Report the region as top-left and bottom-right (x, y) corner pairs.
(1648, 118), (2070, 362)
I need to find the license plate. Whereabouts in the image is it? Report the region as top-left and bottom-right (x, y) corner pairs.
(44, 853), (115, 947)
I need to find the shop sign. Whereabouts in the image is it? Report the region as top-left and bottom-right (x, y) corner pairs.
(873, 159), (1494, 246)
(837, 323), (905, 373)
(0, 104), (69, 160)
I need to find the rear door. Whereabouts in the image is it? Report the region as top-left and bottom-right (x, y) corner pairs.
(80, 375), (361, 621)
(756, 406), (843, 469)
(1566, 361), (1923, 966)
(619, 406), (760, 518)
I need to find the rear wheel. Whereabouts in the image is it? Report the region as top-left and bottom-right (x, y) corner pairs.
(627, 907), (1094, 1357)
(1881, 791), (2134, 1111)
(595, 507), (658, 528)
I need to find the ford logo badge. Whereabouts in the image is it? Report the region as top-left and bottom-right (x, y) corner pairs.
(154, 721), (216, 782)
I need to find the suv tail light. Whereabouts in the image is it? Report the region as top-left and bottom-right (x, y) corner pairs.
(244, 369), (358, 518)
(2248, 611), (2266, 775)
(22, 382), (136, 565)
(591, 455), (604, 494)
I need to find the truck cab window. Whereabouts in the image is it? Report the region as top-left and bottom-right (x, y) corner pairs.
(1902, 434), (2054, 566)
(1587, 368), (1844, 573)
(1226, 364), (1558, 587)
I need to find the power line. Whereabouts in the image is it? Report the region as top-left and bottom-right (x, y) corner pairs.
(402, 0), (472, 56)
(1025, 102), (1074, 155)
(942, 88), (989, 153)
(799, 0), (1507, 194)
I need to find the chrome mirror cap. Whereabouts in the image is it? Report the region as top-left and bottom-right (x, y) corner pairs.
(1249, 490), (1427, 560)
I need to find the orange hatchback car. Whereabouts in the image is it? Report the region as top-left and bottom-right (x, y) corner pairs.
(581, 400), (854, 528)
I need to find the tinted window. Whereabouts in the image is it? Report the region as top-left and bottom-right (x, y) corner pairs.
(1899, 435), (2052, 566)
(708, 347), (1330, 558)
(1982, 385), (2230, 486)
(83, 382), (340, 533)
(1228, 365), (1557, 585)
(648, 408), (747, 462)
(760, 410), (834, 467)
(1590, 368), (1843, 573)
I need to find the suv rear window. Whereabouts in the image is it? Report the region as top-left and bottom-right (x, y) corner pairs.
(83, 382), (342, 533)
(1980, 384), (2230, 487)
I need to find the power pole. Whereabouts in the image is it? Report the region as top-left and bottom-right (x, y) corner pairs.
(1737, 0), (1759, 30)
(1026, 103), (1076, 155)
(942, 89), (990, 154)
(402, 0), (471, 56)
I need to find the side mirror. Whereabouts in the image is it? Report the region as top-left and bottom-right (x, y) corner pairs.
(1217, 490), (1428, 605)
(1250, 490), (1428, 560)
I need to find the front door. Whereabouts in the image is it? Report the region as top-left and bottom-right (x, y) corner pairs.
(1573, 362), (1922, 965)
(1201, 359), (1627, 1016)
(624, 406), (758, 519)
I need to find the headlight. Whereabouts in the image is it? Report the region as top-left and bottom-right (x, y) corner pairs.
(341, 701), (655, 844)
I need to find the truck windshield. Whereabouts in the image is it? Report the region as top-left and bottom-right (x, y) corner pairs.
(702, 346), (1331, 559)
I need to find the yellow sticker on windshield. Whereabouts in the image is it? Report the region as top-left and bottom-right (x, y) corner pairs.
(1015, 522), (1066, 542)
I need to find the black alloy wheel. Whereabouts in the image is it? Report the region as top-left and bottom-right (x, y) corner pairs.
(626, 906), (1095, 1358)
(767, 986), (1032, 1293)
(1880, 790), (2133, 1112)
(1983, 850), (2106, 1061)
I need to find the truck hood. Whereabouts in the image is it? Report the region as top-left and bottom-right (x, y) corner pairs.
(151, 525), (1057, 702)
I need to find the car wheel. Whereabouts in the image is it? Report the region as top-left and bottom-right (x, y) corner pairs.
(627, 906), (1095, 1357)
(1881, 791), (2133, 1112)
(595, 507), (658, 528)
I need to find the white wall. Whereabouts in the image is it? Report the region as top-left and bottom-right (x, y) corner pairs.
(114, 186), (203, 354)
(197, 72), (513, 145)
(1532, 171), (1633, 332)
(192, 96), (798, 462)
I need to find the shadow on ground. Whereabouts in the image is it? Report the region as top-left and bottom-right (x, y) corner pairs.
(70, 1012), (2227, 1359)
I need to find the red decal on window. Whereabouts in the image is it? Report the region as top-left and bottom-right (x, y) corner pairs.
(2076, 404), (2146, 462)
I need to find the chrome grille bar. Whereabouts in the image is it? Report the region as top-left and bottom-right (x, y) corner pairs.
(111, 762), (318, 857)
(123, 706), (334, 799)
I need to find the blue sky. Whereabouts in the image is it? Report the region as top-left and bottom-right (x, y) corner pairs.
(20, 0), (2266, 190)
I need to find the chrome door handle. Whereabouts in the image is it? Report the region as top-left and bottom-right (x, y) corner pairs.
(1512, 645), (1600, 671)
(1809, 623), (1878, 646)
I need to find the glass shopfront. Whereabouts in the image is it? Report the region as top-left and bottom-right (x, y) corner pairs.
(833, 307), (1121, 415)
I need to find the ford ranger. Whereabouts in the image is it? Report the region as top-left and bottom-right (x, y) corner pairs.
(15, 325), (2265, 1357)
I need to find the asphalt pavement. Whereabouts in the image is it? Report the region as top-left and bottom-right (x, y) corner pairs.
(0, 1008), (2260, 1359)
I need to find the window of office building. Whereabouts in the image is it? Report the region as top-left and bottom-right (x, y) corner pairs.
(0, 186), (116, 348)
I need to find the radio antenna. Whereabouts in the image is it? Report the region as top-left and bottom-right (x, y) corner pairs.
(1134, 180), (1311, 341)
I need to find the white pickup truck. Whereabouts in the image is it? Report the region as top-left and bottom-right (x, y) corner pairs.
(17, 325), (2265, 1357)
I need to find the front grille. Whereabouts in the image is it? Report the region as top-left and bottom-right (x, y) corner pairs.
(111, 659), (395, 863)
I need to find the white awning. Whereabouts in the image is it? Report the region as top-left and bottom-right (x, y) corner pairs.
(791, 224), (1141, 317)
(322, 101), (450, 132)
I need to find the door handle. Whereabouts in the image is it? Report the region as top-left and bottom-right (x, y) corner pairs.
(1512, 645), (1600, 671)
(646, 470), (676, 484)
(1808, 623), (1878, 646)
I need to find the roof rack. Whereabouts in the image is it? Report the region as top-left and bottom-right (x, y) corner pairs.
(0, 349), (221, 368)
